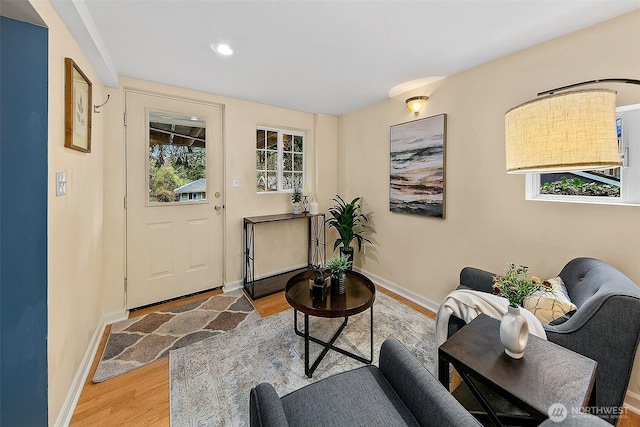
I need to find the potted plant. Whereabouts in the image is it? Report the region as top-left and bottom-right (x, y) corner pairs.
(492, 264), (544, 359)
(325, 195), (372, 266)
(292, 187), (302, 214)
(492, 264), (543, 308)
(326, 254), (352, 295)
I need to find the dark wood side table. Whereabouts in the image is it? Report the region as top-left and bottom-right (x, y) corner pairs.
(438, 314), (597, 426)
(285, 269), (375, 378)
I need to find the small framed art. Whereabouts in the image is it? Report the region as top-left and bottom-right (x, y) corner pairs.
(64, 58), (92, 153)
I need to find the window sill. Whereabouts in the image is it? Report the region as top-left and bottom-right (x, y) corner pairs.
(526, 194), (640, 207)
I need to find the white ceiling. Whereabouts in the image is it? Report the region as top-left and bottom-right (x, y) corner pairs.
(51, 0), (640, 116)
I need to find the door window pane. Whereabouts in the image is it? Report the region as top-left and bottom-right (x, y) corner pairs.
(148, 111), (206, 203)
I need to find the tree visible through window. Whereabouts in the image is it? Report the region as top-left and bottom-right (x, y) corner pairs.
(148, 111), (207, 203)
(256, 127), (304, 192)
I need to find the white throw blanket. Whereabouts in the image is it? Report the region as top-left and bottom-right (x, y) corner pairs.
(435, 289), (547, 375)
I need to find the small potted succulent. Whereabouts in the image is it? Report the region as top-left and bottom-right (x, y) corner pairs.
(326, 254), (352, 295)
(292, 187), (302, 214)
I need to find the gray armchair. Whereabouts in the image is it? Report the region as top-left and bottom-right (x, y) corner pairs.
(250, 338), (481, 427)
(450, 257), (640, 425)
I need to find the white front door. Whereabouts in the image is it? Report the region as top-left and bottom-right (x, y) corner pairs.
(125, 91), (223, 308)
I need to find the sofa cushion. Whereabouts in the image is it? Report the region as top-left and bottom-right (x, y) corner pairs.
(280, 365), (419, 426)
(524, 276), (577, 324)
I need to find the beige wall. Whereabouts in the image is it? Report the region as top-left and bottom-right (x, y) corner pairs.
(338, 11), (640, 395)
(29, 0), (109, 422)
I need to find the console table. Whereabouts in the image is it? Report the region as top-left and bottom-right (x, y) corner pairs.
(438, 314), (597, 426)
(243, 213), (325, 299)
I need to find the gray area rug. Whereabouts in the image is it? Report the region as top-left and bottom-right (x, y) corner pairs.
(93, 290), (260, 382)
(170, 292), (436, 426)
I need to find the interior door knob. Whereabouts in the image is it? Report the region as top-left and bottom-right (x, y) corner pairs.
(215, 205), (222, 211)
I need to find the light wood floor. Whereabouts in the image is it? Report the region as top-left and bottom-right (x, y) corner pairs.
(69, 287), (639, 427)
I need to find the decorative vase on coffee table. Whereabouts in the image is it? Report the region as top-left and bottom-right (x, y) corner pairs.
(500, 305), (528, 359)
(331, 273), (346, 295)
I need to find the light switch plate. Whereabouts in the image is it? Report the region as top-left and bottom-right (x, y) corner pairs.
(56, 172), (66, 196)
(233, 177), (240, 188)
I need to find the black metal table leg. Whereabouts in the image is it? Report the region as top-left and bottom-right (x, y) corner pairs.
(304, 313), (310, 377)
(459, 370), (505, 427)
(370, 305), (374, 362)
(293, 306), (374, 378)
(438, 350), (450, 389)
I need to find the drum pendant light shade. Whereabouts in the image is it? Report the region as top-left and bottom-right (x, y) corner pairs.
(504, 89), (621, 173)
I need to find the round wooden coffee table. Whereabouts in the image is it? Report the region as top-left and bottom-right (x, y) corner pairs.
(285, 269), (376, 377)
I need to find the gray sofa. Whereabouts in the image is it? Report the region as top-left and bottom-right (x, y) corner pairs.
(450, 257), (640, 425)
(250, 338), (481, 427)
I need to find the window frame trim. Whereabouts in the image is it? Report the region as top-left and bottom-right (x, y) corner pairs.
(524, 173), (638, 206)
(256, 125), (306, 193)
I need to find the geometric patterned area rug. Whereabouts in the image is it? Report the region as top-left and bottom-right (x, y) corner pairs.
(169, 291), (436, 426)
(93, 289), (261, 382)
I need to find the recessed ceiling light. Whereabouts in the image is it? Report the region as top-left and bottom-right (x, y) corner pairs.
(211, 43), (233, 56)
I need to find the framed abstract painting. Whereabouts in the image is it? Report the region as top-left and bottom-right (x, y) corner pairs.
(390, 113), (447, 218)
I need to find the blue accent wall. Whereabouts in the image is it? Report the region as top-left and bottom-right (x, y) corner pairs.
(0, 16), (49, 425)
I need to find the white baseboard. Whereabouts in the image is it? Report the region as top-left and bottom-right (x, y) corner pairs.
(624, 390), (640, 415)
(357, 267), (441, 314)
(54, 310), (128, 427)
(223, 279), (243, 293)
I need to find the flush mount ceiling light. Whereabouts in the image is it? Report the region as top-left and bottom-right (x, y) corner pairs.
(406, 96), (428, 116)
(504, 78), (640, 174)
(211, 43), (233, 56)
